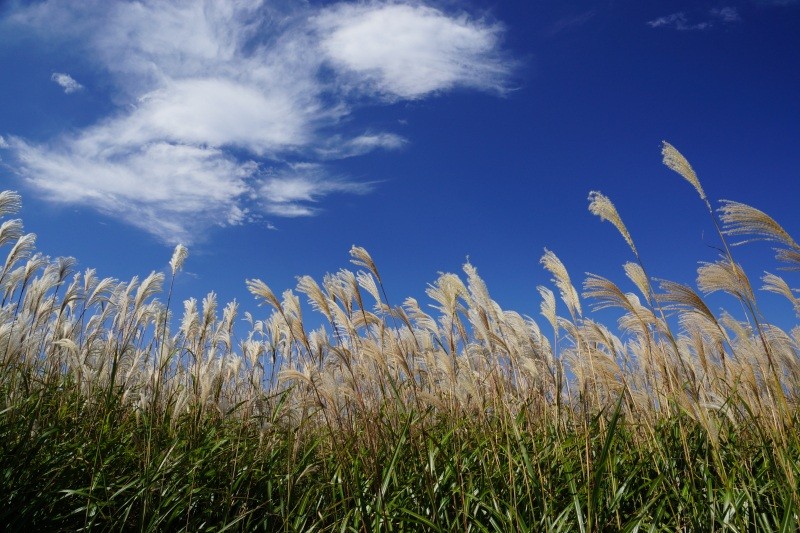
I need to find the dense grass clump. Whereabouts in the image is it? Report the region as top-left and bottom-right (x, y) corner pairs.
(1, 143), (799, 530)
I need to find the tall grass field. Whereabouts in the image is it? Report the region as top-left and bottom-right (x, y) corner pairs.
(2, 143), (799, 530)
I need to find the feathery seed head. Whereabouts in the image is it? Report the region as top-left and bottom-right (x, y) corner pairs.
(0, 219), (24, 248)
(718, 200), (798, 249)
(540, 249), (582, 318)
(623, 262), (651, 303)
(761, 272), (800, 317)
(170, 244), (189, 275)
(588, 191), (637, 255)
(246, 279), (282, 311)
(583, 273), (635, 314)
(776, 248), (800, 271)
(297, 275), (333, 320)
(656, 279), (717, 325)
(356, 270), (381, 304)
(350, 245), (381, 282)
(0, 190), (22, 218)
(538, 285), (557, 330)
(661, 141), (706, 200)
(697, 258), (755, 304)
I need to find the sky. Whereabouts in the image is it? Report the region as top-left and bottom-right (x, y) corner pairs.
(0, 0), (798, 332)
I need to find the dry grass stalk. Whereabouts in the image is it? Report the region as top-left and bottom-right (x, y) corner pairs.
(0, 138), (798, 449)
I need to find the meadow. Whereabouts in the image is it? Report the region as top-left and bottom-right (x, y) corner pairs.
(1, 143), (798, 531)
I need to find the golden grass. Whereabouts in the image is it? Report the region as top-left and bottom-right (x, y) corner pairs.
(0, 143), (798, 439)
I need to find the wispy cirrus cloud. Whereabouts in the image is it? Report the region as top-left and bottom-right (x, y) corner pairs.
(648, 7), (741, 30)
(259, 163), (374, 218)
(1, 1), (513, 244)
(647, 12), (709, 30)
(546, 10), (596, 36)
(51, 72), (83, 93)
(711, 7), (742, 22)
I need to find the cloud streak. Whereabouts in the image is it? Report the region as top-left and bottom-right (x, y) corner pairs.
(260, 163), (374, 218)
(647, 7), (741, 30)
(711, 7), (742, 23)
(2, 1), (512, 244)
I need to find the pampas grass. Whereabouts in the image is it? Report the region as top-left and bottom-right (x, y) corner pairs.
(1, 143), (799, 530)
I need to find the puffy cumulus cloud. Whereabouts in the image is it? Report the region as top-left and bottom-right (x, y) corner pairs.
(51, 72), (83, 93)
(2, 0), (512, 243)
(314, 3), (510, 100)
(122, 78), (312, 155)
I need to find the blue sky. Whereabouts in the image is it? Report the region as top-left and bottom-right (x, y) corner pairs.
(0, 0), (798, 330)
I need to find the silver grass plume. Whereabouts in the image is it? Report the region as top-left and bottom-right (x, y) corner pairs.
(180, 298), (200, 339)
(134, 271), (164, 311)
(201, 292), (218, 335)
(426, 273), (467, 318)
(656, 279), (729, 364)
(170, 244), (189, 275)
(774, 248), (800, 271)
(0, 190), (22, 218)
(350, 245), (381, 282)
(718, 200), (799, 249)
(296, 275), (333, 322)
(403, 297), (438, 334)
(661, 141), (706, 200)
(464, 262), (494, 318)
(655, 279), (717, 324)
(356, 270), (381, 306)
(540, 249), (582, 318)
(583, 273), (638, 315)
(538, 286), (557, 331)
(246, 279), (282, 311)
(54, 256), (77, 284)
(1, 233), (37, 283)
(0, 219), (24, 247)
(588, 191), (637, 256)
(762, 272), (800, 317)
(697, 258), (755, 306)
(623, 262), (652, 304)
(616, 294), (658, 335)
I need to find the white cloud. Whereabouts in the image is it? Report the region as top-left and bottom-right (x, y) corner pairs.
(2, 1), (512, 243)
(316, 132), (407, 159)
(711, 7), (741, 23)
(547, 11), (596, 36)
(125, 78), (311, 155)
(0, 136), (8, 148)
(8, 135), (255, 243)
(648, 7), (741, 30)
(315, 3), (510, 100)
(51, 72), (83, 93)
(647, 12), (710, 30)
(259, 163), (373, 217)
